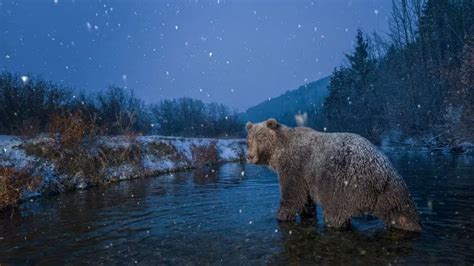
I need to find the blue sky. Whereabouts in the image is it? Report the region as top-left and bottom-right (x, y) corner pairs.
(1, 0), (392, 110)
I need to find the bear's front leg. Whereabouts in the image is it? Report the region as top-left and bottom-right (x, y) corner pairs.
(300, 197), (316, 219)
(276, 173), (308, 222)
(277, 201), (301, 221)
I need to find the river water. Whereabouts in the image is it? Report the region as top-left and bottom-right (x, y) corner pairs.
(1, 148), (473, 264)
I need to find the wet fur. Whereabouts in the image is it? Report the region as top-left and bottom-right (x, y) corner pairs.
(246, 119), (422, 232)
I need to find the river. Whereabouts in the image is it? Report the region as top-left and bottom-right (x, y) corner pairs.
(1, 148), (473, 264)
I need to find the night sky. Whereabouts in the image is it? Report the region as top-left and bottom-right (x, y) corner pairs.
(1, 0), (392, 111)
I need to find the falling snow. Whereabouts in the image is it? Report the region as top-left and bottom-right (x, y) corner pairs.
(0, 1), (395, 113)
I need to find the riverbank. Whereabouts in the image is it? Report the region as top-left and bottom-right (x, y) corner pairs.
(0, 135), (246, 210)
(2, 132), (472, 211)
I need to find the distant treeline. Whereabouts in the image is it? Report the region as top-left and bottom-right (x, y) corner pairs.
(316, 0), (473, 146)
(0, 72), (243, 138)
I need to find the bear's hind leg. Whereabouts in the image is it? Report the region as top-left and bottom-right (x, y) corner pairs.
(373, 181), (422, 232)
(377, 211), (422, 232)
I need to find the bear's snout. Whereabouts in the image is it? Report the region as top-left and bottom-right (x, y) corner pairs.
(246, 153), (258, 163)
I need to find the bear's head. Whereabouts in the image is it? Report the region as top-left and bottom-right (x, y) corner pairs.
(245, 118), (280, 165)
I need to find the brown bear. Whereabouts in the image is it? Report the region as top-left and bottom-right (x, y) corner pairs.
(245, 118), (422, 232)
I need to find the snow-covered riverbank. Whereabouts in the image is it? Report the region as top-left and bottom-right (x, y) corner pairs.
(0, 135), (246, 209)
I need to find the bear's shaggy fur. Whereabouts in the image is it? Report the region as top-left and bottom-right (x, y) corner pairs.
(246, 118), (422, 232)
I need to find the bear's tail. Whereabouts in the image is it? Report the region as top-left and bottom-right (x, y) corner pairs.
(374, 177), (422, 232)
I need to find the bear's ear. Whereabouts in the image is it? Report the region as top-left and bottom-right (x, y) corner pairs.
(246, 122), (253, 131)
(266, 118), (280, 130)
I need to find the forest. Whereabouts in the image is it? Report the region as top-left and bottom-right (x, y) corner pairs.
(0, 73), (243, 138)
(317, 0), (473, 148)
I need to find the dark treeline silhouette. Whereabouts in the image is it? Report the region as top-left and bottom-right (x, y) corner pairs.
(317, 0), (473, 147)
(0, 72), (243, 138)
(151, 98), (242, 138)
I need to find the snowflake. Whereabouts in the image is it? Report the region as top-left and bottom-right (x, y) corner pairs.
(21, 76), (29, 83)
(209, 51), (213, 57)
(374, 9), (379, 15)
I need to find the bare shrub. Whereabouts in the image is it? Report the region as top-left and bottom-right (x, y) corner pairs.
(0, 167), (42, 210)
(191, 141), (218, 167)
(49, 111), (96, 146)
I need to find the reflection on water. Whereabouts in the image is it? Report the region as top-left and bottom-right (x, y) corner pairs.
(0, 148), (473, 264)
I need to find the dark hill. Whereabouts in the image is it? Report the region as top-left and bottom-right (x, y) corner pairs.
(242, 76), (330, 127)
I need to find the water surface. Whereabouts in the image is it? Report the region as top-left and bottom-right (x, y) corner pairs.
(1, 148), (473, 264)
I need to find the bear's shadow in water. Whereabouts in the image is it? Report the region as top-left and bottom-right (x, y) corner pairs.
(269, 213), (419, 265)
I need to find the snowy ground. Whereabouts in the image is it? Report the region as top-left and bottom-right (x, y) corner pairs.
(0, 135), (247, 208)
